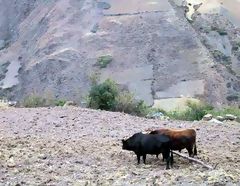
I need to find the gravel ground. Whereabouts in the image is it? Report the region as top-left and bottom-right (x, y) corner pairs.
(0, 107), (239, 185)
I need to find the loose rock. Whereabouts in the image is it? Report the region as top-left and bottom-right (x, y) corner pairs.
(202, 114), (213, 121)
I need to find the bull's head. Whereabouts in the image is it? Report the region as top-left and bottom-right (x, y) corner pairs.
(121, 139), (128, 150)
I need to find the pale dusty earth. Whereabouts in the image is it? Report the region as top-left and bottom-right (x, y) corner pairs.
(0, 107), (239, 185)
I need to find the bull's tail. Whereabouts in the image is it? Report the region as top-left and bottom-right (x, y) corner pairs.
(194, 143), (197, 156)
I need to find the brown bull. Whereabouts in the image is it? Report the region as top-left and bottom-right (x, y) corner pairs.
(150, 128), (197, 157)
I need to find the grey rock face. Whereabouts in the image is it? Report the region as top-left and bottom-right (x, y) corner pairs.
(0, 0), (238, 107)
(0, 40), (5, 50)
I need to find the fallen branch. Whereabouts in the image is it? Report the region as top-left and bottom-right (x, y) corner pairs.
(172, 151), (214, 170)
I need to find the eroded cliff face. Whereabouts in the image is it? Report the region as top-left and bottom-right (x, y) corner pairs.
(0, 0), (37, 42)
(0, 0), (238, 107)
(171, 0), (240, 104)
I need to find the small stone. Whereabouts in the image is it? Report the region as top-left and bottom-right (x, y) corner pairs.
(75, 160), (83, 164)
(202, 114), (213, 121)
(60, 115), (67, 118)
(73, 180), (89, 186)
(63, 101), (77, 107)
(38, 154), (47, 160)
(55, 124), (61, 127)
(8, 101), (17, 107)
(7, 158), (16, 168)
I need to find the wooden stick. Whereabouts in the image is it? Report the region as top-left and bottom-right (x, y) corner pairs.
(172, 151), (214, 169)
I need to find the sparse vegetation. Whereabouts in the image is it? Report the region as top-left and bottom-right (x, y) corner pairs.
(208, 106), (240, 119)
(54, 99), (66, 106)
(23, 94), (68, 107)
(211, 26), (228, 35)
(166, 101), (213, 121)
(97, 55), (113, 68)
(89, 72), (100, 86)
(232, 41), (240, 51)
(0, 61), (10, 81)
(212, 50), (231, 64)
(23, 95), (47, 108)
(226, 94), (239, 102)
(114, 91), (149, 116)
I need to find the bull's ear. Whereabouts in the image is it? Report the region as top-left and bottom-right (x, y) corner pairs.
(122, 139), (125, 143)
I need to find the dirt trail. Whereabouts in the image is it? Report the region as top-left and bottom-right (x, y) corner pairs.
(0, 107), (239, 185)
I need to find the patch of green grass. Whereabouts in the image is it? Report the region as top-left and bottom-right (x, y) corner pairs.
(208, 107), (240, 118)
(54, 99), (66, 106)
(23, 95), (47, 108)
(97, 55), (113, 68)
(87, 79), (151, 116)
(166, 101), (213, 121)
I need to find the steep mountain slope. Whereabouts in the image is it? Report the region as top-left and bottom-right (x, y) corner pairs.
(0, 0), (239, 107)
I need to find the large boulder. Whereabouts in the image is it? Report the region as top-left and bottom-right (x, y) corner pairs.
(208, 118), (223, 124)
(216, 116), (225, 121)
(63, 101), (77, 107)
(202, 114), (213, 121)
(224, 114), (237, 121)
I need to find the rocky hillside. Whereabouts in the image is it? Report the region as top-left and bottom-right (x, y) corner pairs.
(0, 107), (239, 185)
(0, 0), (239, 108)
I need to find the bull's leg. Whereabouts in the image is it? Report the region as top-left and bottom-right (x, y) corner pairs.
(162, 153), (165, 162)
(137, 154), (141, 164)
(156, 154), (159, 159)
(163, 150), (170, 169)
(143, 154), (146, 164)
(166, 156), (170, 169)
(194, 144), (197, 156)
(187, 146), (193, 157)
(170, 150), (174, 167)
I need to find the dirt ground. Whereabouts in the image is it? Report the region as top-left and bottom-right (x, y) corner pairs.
(0, 107), (239, 185)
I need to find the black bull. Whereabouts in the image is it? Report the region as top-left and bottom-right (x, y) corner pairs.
(122, 132), (173, 169)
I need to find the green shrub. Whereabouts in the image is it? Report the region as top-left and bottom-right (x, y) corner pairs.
(212, 50), (231, 64)
(55, 100), (66, 106)
(115, 91), (135, 113)
(115, 91), (149, 116)
(88, 79), (118, 110)
(166, 101), (213, 121)
(87, 80), (150, 116)
(133, 100), (150, 117)
(23, 95), (47, 108)
(97, 55), (113, 68)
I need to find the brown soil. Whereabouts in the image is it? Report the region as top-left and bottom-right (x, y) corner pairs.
(0, 107), (239, 185)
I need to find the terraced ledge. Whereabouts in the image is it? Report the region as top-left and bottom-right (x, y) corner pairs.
(103, 10), (167, 17)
